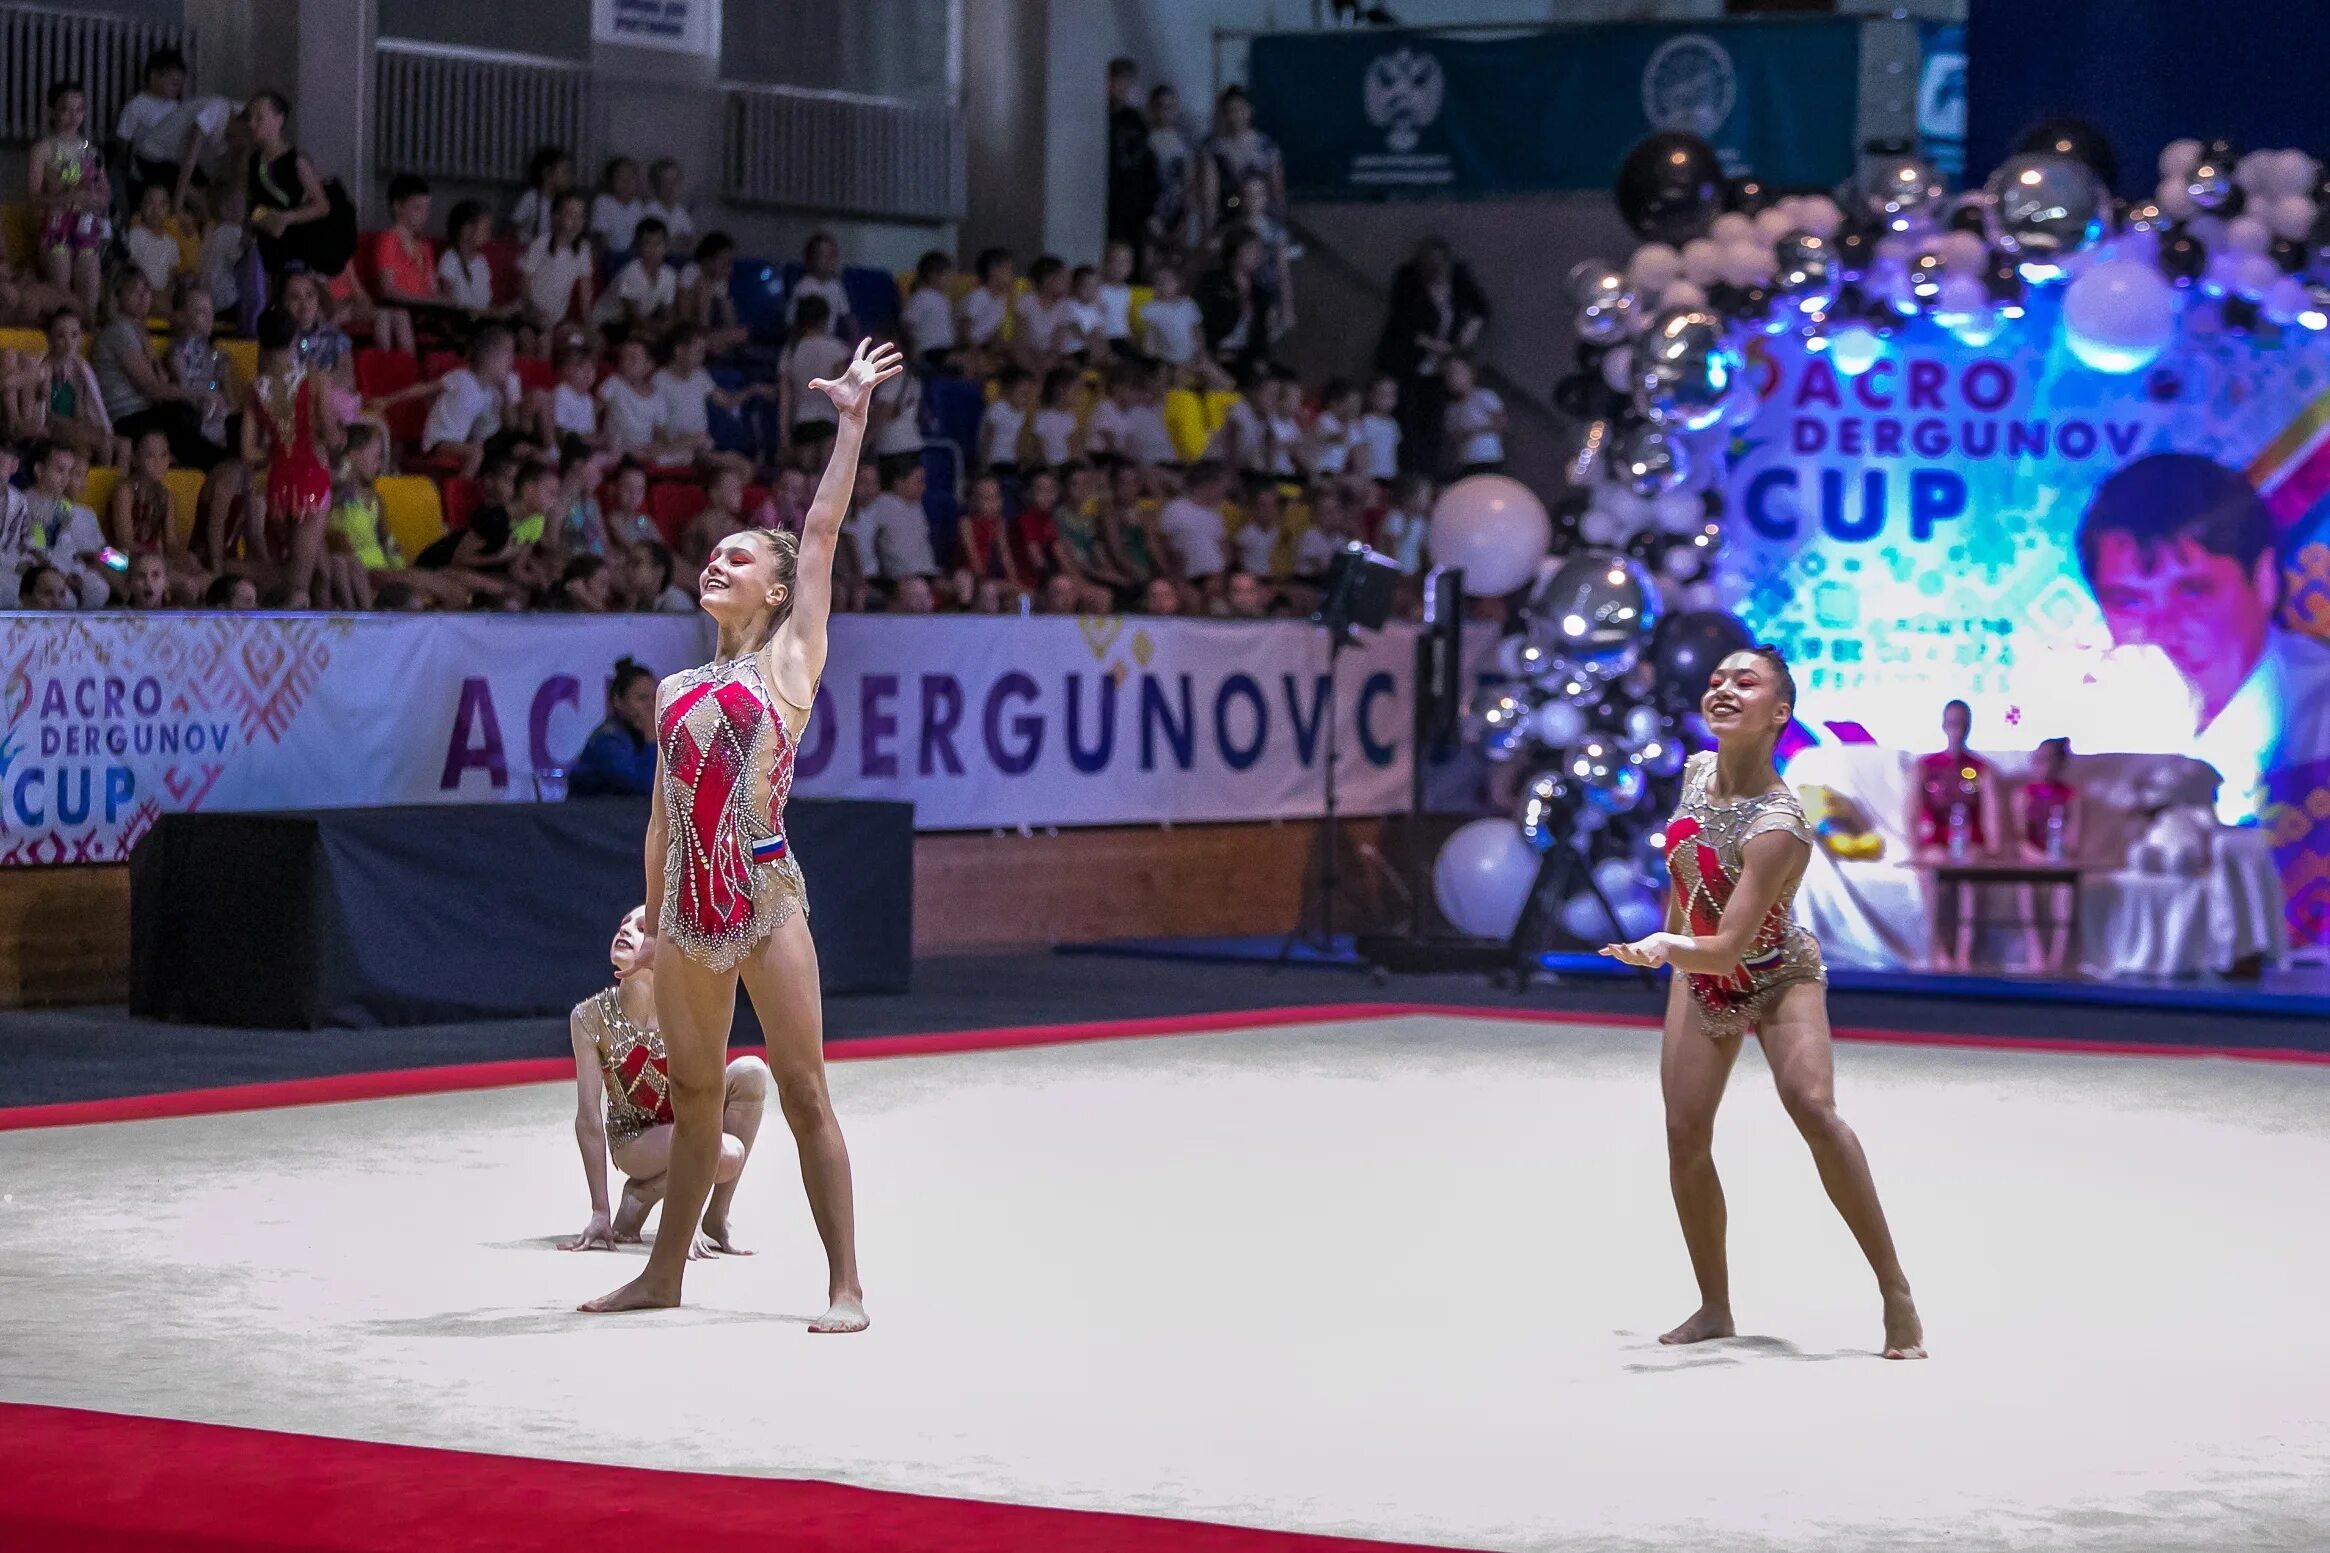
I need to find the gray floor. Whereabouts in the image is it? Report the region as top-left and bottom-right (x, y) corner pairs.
(5, 1011), (2325, 1551)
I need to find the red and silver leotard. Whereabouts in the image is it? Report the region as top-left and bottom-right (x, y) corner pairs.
(573, 987), (674, 1147)
(1664, 751), (1825, 1038)
(655, 651), (809, 972)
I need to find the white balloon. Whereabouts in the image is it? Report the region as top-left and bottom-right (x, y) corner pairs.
(1655, 487), (1704, 534)
(2160, 137), (2202, 182)
(1660, 279), (1709, 310)
(1529, 699), (1587, 748)
(1579, 508), (1619, 546)
(1679, 237), (1724, 285)
(1797, 195), (1845, 239)
(2235, 150), (2278, 195)
(1940, 230), (1991, 273)
(2062, 256), (2178, 373)
(2267, 195), (2318, 243)
(2263, 275), (2311, 326)
(2155, 175), (2197, 222)
(1934, 271), (1987, 317)
(1592, 856), (1640, 902)
(1947, 305), (2005, 348)
(1753, 206), (1797, 243)
(1626, 242), (1684, 294)
(2202, 252), (2242, 298)
(1710, 211), (1756, 245)
(1601, 344), (1635, 394)
(1683, 581), (1722, 612)
(1429, 475), (1551, 597)
(2226, 215), (2272, 255)
(2234, 250), (2282, 299)
(2274, 150), (2321, 200)
(1433, 818), (1541, 938)
(1718, 240), (1770, 288)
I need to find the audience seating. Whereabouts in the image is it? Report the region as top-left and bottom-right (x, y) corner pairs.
(0, 202), (30, 265)
(377, 474), (448, 558)
(218, 338), (259, 396)
(649, 480), (707, 544)
(439, 475), (483, 533)
(162, 468), (206, 546)
(79, 464), (119, 520)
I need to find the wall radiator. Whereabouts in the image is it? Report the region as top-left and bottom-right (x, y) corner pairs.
(374, 39), (589, 185)
(0, 4), (194, 146)
(723, 83), (962, 223)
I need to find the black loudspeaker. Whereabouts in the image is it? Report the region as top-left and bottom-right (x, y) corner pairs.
(1417, 565), (1463, 753)
(1314, 542), (1401, 637)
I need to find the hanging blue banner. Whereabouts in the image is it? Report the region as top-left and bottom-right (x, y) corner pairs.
(1247, 20), (1862, 200)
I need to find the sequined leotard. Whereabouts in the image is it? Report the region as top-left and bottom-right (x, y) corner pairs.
(655, 650), (809, 973)
(573, 987), (673, 1147)
(1664, 751), (1825, 1038)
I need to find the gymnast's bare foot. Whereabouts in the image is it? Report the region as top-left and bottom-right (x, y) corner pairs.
(1882, 1286), (1926, 1360)
(1660, 1304), (1735, 1345)
(579, 1274), (681, 1314)
(809, 1293), (870, 1334)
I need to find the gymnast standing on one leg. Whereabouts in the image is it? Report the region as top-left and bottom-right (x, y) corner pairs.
(560, 906), (770, 1258)
(1602, 645), (1926, 1360)
(582, 337), (902, 1330)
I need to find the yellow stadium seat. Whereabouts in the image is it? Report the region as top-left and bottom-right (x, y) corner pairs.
(376, 475), (445, 560)
(0, 325), (44, 357)
(219, 337), (259, 396)
(1126, 284), (1154, 339)
(79, 464), (120, 521)
(1163, 388), (1212, 463)
(0, 203), (32, 266)
(163, 469), (207, 546)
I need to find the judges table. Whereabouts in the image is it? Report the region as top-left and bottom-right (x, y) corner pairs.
(128, 798), (914, 1029)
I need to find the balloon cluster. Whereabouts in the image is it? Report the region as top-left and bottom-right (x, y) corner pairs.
(1566, 124), (2330, 393)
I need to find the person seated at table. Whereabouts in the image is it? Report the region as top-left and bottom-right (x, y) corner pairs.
(569, 655), (658, 797)
(1909, 698), (2001, 972)
(2014, 736), (2082, 975)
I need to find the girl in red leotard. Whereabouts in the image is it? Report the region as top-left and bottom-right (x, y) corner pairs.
(241, 305), (337, 607)
(582, 337), (903, 1330)
(1602, 645), (1925, 1361)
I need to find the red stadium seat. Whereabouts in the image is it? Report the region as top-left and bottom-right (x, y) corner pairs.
(513, 356), (556, 396)
(355, 348), (427, 449)
(421, 349), (462, 383)
(649, 481), (706, 545)
(479, 238), (522, 306)
(440, 475), (483, 532)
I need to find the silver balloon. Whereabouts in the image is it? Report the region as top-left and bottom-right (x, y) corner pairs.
(2184, 150), (2239, 214)
(1770, 230), (1837, 316)
(1985, 153), (2107, 261)
(1627, 733), (1687, 778)
(1622, 703), (1671, 747)
(1517, 768), (1577, 854)
(1562, 735), (1648, 816)
(1465, 685), (1529, 763)
(1630, 825), (1675, 886)
(1524, 549), (1663, 673)
(1634, 308), (1742, 432)
(1907, 249), (1949, 307)
(1866, 153), (1945, 232)
(1576, 289), (1638, 345)
(1527, 697), (1588, 749)
(2122, 200), (2171, 235)
(1608, 418), (1690, 495)
(1562, 417), (1611, 487)
(1568, 260), (1627, 308)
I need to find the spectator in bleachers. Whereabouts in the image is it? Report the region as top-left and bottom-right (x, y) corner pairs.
(510, 146), (573, 246)
(1137, 261), (1201, 371)
(24, 311), (121, 468)
(1159, 460), (1231, 588)
(621, 540), (694, 614)
(329, 425), (468, 609)
(1377, 471), (1432, 574)
(1306, 378), (1365, 479)
(28, 80), (110, 315)
(1375, 236), (1486, 480)
(1037, 571), (1082, 615)
(114, 47), (233, 216)
(1030, 365), (1081, 466)
(597, 335), (680, 467)
(1358, 375), (1402, 485)
(1442, 354), (1506, 479)
(1207, 364), (1272, 478)
(245, 91), (358, 296)
(95, 271), (215, 471)
(1293, 481), (1351, 583)
(978, 366), (1034, 473)
(1198, 86), (1284, 240)
(550, 552), (615, 612)
(22, 441), (112, 606)
(1100, 471), (1164, 602)
(599, 217), (679, 334)
(412, 455), (533, 608)
(1147, 84), (1196, 273)
(437, 200), (498, 316)
(590, 157), (650, 253)
(678, 234), (746, 356)
(122, 549), (170, 608)
(522, 190), (597, 329)
(277, 269), (363, 426)
(902, 252), (957, 372)
(886, 574), (937, 614)
(1050, 463), (1134, 604)
(124, 184), (184, 293)
(1012, 466), (1062, 581)
(0, 254), (83, 329)
(855, 454), (938, 582)
(1013, 256), (1078, 368)
(1197, 226), (1277, 375)
(548, 341), (602, 447)
(1106, 58), (1157, 277)
(570, 656), (659, 795)
(20, 561), (76, 609)
(1064, 264), (1106, 360)
(553, 440), (616, 557)
(0, 444), (27, 581)
(197, 183), (244, 319)
(420, 324), (534, 479)
(373, 174), (461, 341)
(789, 233), (852, 338)
(1240, 172), (1296, 333)
(1143, 575), (1186, 615)
(1234, 479), (1290, 582)
(203, 571), (258, 609)
(105, 428), (201, 602)
(243, 305), (338, 608)
(868, 334), (924, 465)
(1216, 567), (1270, 620)
(644, 158), (697, 248)
(600, 457), (656, 556)
(777, 296), (851, 470)
(1097, 243), (1138, 359)
(959, 248), (1015, 361)
(953, 473), (1027, 602)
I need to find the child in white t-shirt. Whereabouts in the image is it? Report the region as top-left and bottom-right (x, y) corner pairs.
(1358, 375), (1403, 483)
(437, 199), (499, 314)
(1442, 356), (1506, 475)
(979, 367), (1038, 472)
(901, 250), (959, 369)
(655, 323), (768, 477)
(1158, 462), (1233, 581)
(1138, 264), (1201, 368)
(123, 185), (182, 293)
(421, 325), (534, 477)
(1375, 473), (1433, 574)
(1062, 264), (1106, 361)
(1013, 256), (1078, 367)
(597, 218), (679, 331)
(959, 247), (1016, 355)
(1098, 241), (1137, 356)
(788, 232), (851, 337)
(777, 296), (854, 468)
(549, 342), (601, 444)
(597, 335), (682, 466)
(1029, 366), (1082, 467)
(1306, 378), (1366, 478)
